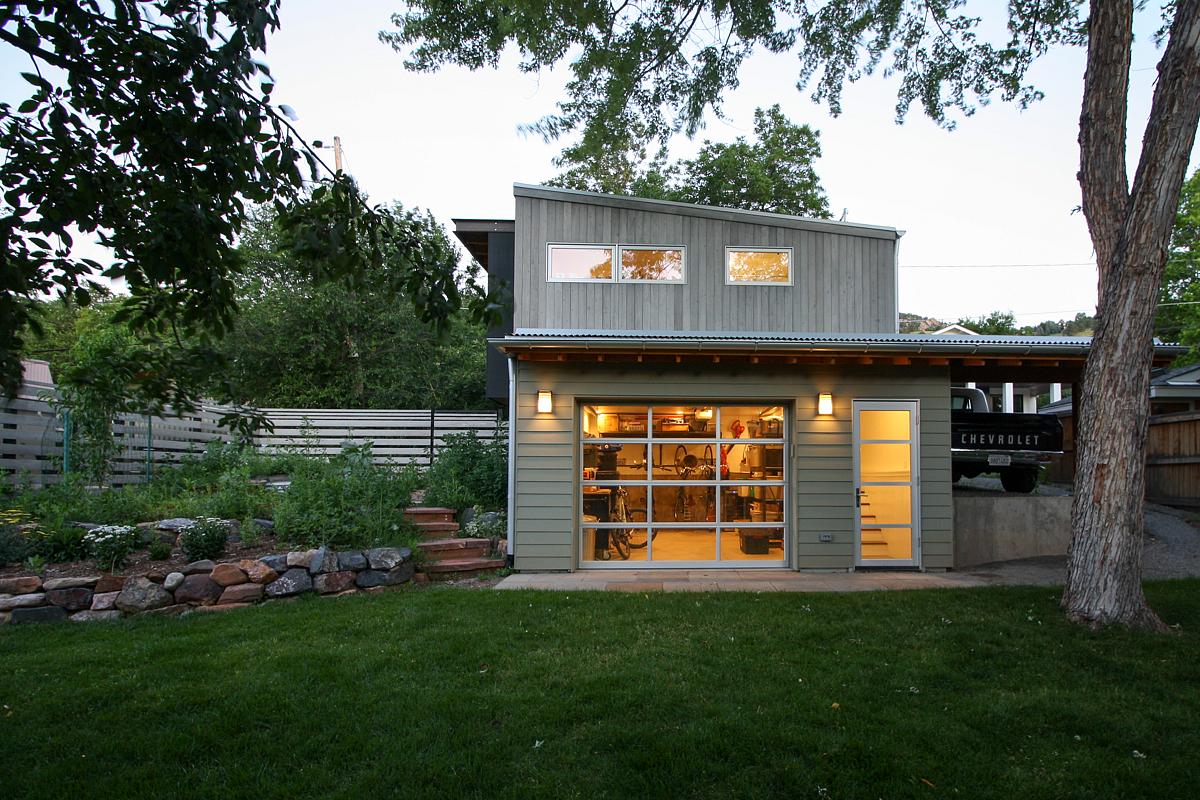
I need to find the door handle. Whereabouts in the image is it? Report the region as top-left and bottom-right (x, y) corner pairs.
(855, 487), (863, 507)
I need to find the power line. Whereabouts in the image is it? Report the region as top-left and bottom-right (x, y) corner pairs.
(901, 262), (1095, 269)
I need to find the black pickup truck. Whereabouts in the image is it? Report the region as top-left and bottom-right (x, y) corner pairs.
(951, 387), (1064, 493)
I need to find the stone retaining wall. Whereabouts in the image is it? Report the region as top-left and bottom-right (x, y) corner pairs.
(0, 546), (415, 625)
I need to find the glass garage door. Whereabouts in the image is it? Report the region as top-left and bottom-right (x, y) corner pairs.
(579, 403), (788, 568)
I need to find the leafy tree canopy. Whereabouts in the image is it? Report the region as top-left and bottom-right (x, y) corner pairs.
(385, 1), (1085, 152)
(1156, 168), (1200, 363)
(549, 104), (831, 217)
(1, 1), (498, 408)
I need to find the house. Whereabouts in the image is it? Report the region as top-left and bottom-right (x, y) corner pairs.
(454, 185), (1182, 572)
(929, 324), (1067, 413)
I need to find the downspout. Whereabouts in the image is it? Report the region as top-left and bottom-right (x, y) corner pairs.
(506, 353), (517, 564)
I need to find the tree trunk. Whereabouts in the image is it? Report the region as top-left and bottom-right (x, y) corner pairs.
(1065, 0), (1200, 629)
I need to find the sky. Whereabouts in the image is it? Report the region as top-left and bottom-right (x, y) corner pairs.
(2, 2), (1194, 326)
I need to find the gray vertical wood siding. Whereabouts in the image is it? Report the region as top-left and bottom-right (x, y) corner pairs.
(511, 361), (951, 572)
(513, 186), (900, 334)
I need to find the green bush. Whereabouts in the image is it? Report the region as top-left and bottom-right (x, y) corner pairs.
(179, 517), (229, 561)
(423, 431), (507, 511)
(147, 538), (172, 560)
(273, 444), (421, 549)
(35, 523), (90, 562)
(0, 526), (32, 566)
(83, 525), (139, 571)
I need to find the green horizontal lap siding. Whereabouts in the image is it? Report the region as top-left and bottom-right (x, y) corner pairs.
(514, 193), (898, 334)
(511, 362), (952, 571)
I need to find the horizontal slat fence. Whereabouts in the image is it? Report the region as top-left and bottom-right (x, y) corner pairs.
(2, 374), (502, 488)
(253, 408), (502, 465)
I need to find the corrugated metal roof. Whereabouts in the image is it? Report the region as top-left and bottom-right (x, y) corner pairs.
(494, 328), (1187, 358)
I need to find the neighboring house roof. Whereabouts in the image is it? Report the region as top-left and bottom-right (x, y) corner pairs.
(1039, 362), (1200, 415)
(513, 183), (904, 241)
(495, 328), (1187, 359)
(20, 359), (53, 388)
(932, 324), (979, 335)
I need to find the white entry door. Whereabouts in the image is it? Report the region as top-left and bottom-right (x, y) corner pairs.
(852, 401), (920, 568)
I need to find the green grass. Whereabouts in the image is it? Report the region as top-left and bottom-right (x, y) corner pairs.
(2, 582), (1198, 800)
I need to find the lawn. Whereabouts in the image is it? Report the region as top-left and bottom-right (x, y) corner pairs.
(2, 582), (1198, 800)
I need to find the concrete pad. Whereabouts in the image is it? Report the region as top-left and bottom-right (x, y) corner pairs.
(493, 568), (999, 593)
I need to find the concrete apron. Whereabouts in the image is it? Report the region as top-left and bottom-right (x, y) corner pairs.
(495, 569), (990, 593)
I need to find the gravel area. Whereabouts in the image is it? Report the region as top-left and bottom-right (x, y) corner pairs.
(966, 500), (1200, 586)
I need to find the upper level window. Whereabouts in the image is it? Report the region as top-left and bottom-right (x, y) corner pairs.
(549, 244), (614, 281)
(619, 246), (685, 282)
(726, 247), (793, 285)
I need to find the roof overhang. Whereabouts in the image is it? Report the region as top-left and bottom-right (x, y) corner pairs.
(492, 329), (1186, 383)
(452, 218), (514, 272)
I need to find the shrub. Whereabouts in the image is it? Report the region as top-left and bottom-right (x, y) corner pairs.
(423, 430), (507, 511)
(463, 506), (506, 539)
(147, 539), (172, 561)
(84, 525), (139, 571)
(239, 517), (263, 547)
(273, 444), (421, 549)
(179, 517), (229, 561)
(35, 523), (90, 562)
(0, 526), (32, 566)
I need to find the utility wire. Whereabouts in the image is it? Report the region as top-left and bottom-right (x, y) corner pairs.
(901, 262), (1095, 268)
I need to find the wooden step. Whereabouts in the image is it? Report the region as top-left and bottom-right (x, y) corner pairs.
(405, 507), (457, 524)
(420, 556), (507, 578)
(412, 520), (462, 538)
(417, 537), (491, 562)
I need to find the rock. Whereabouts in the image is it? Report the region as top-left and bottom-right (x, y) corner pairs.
(143, 603), (189, 617)
(337, 551), (368, 571)
(10, 605), (67, 624)
(145, 568), (169, 583)
(219, 583), (263, 604)
(156, 518), (195, 532)
(174, 575), (223, 605)
(43, 576), (101, 591)
(183, 560), (215, 575)
(253, 518), (275, 531)
(222, 519), (241, 542)
(0, 593), (46, 611)
(412, 572), (430, 585)
(70, 610), (123, 623)
(94, 575), (127, 593)
(91, 591), (120, 611)
(287, 549), (317, 569)
(0, 612), (9, 625)
(0, 576), (41, 594)
(69, 521), (101, 531)
(115, 576), (173, 613)
(308, 547), (339, 575)
(237, 560), (278, 584)
(210, 563), (248, 587)
(313, 570), (356, 594)
(46, 587), (93, 611)
(355, 564), (413, 588)
(366, 547), (411, 570)
(259, 554), (289, 573)
(164, 572), (185, 591)
(265, 569), (313, 597)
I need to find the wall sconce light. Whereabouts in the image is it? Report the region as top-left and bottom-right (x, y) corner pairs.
(817, 392), (834, 416)
(537, 390), (553, 414)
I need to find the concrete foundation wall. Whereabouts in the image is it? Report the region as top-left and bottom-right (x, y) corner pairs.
(953, 496), (1073, 568)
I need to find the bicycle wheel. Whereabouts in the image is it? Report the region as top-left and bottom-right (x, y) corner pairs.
(611, 529), (631, 560)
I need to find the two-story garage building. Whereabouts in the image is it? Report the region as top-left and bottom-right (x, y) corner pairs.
(454, 184), (1172, 573)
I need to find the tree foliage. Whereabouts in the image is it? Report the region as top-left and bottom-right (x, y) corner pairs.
(1156, 168), (1200, 363)
(0, 1), (499, 407)
(218, 207), (490, 410)
(385, 1), (1085, 151)
(550, 105), (831, 217)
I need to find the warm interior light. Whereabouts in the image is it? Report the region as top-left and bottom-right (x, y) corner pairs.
(817, 392), (834, 416)
(537, 390), (553, 414)
(695, 407), (713, 420)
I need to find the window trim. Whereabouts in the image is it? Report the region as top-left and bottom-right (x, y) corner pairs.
(616, 244), (687, 284)
(547, 242), (617, 283)
(724, 246), (795, 287)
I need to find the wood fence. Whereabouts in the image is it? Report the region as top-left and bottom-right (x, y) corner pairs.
(1043, 410), (1200, 507)
(2, 373), (501, 488)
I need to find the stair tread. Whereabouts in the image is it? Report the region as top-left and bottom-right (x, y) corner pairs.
(405, 507), (457, 514)
(421, 557), (506, 573)
(417, 537), (490, 551)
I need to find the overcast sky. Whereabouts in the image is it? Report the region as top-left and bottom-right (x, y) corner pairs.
(3, 2), (1194, 326)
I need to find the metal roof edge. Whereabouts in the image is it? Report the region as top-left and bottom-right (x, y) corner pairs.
(512, 183), (900, 239)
